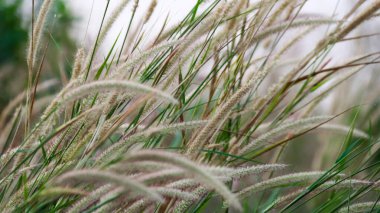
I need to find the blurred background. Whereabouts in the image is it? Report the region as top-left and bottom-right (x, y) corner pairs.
(3, 0), (379, 107)
(1, 0), (380, 175)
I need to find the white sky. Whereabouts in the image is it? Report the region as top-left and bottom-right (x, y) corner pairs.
(19, 0), (369, 61)
(63, 0), (368, 61)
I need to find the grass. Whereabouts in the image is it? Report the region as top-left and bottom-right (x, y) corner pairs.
(1, 0), (380, 212)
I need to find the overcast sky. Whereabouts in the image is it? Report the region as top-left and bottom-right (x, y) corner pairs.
(19, 0), (375, 65)
(66, 0), (352, 47)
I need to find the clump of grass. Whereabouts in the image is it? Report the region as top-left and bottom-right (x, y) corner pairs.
(1, 0), (380, 212)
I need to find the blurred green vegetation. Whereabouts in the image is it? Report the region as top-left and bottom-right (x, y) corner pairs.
(0, 0), (27, 64)
(0, 0), (76, 109)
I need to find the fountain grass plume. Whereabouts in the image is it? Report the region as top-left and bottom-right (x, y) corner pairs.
(55, 169), (163, 202)
(67, 185), (113, 213)
(27, 0), (54, 71)
(239, 116), (333, 155)
(187, 65), (272, 155)
(173, 187), (208, 213)
(237, 171), (330, 200)
(144, 0), (157, 24)
(124, 150), (243, 210)
(60, 80), (178, 105)
(71, 48), (85, 80)
(96, 120), (207, 165)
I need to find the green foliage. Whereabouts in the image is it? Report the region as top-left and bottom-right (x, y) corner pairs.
(0, 0), (27, 63)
